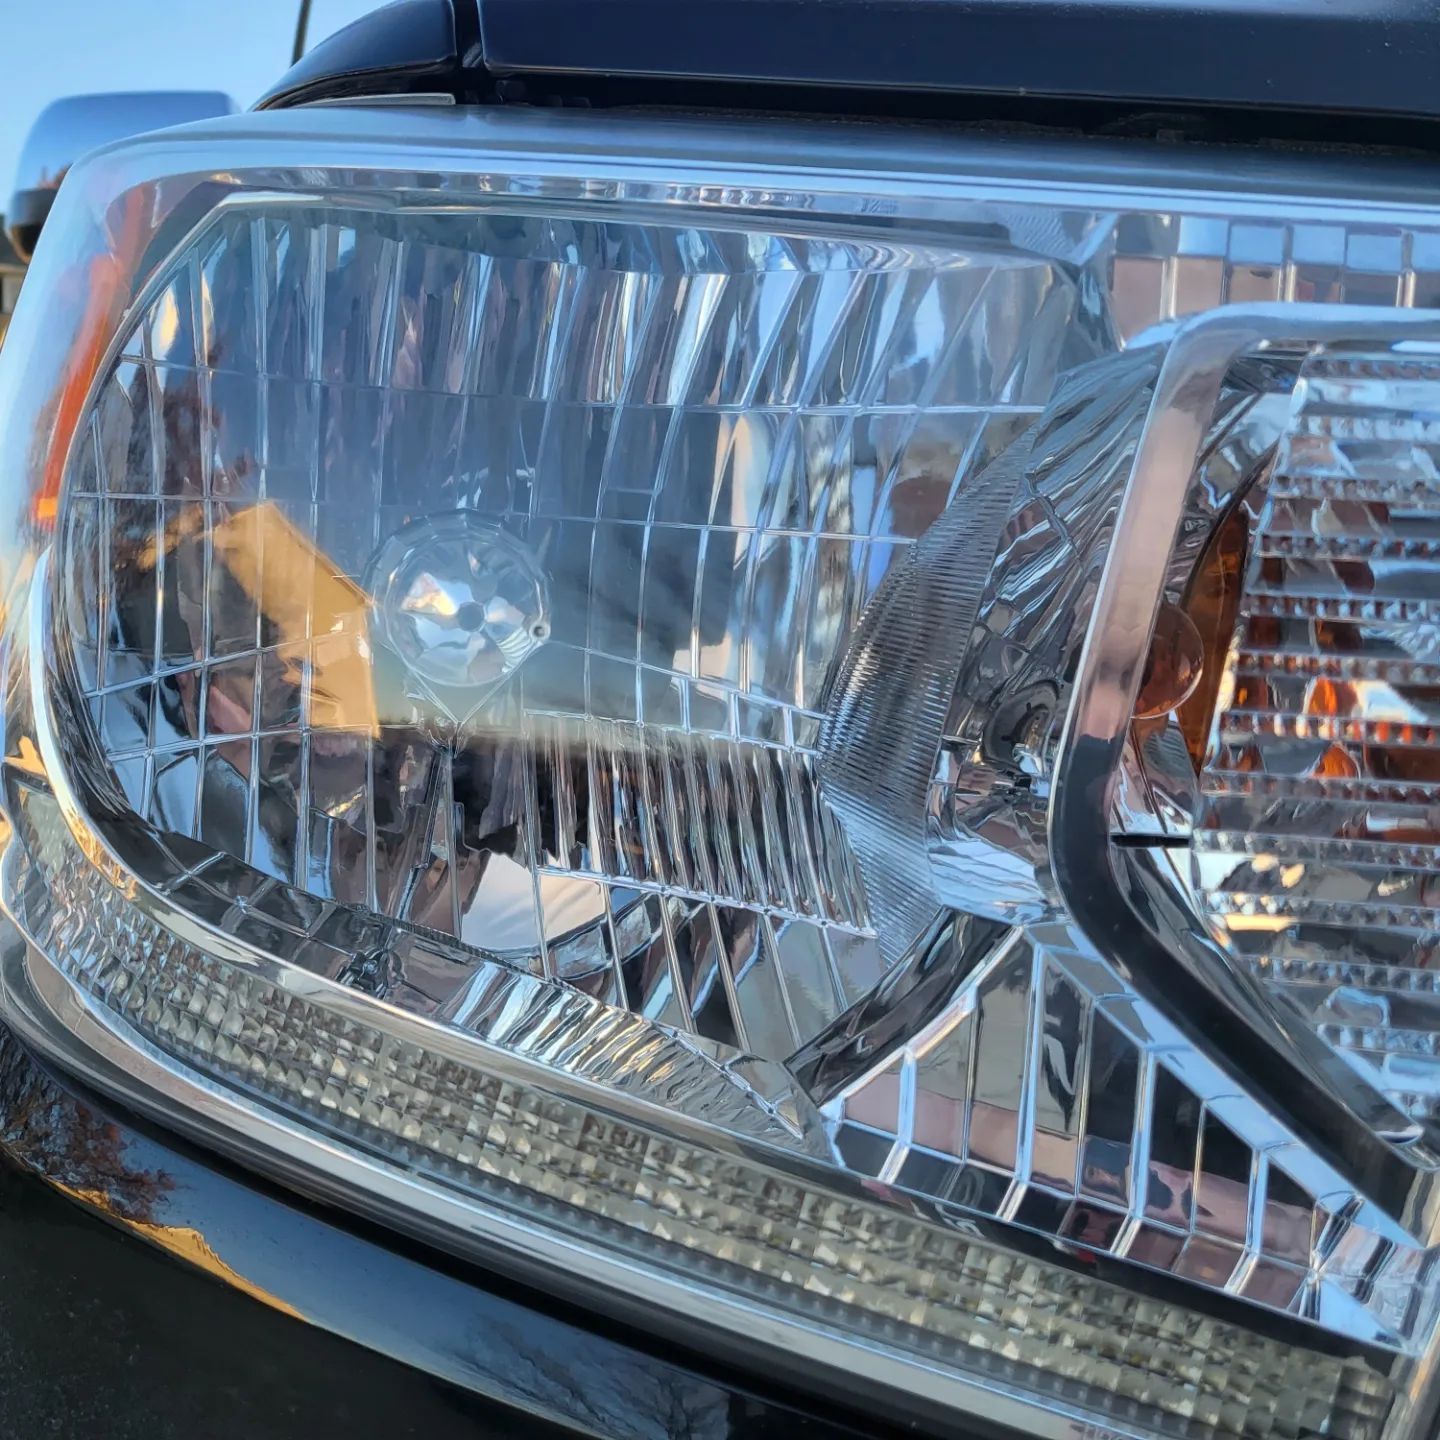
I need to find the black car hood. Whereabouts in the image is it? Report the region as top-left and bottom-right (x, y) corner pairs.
(259, 0), (1440, 131)
(474, 0), (1440, 123)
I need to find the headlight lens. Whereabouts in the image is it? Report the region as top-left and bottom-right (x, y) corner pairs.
(4, 106), (1440, 1440)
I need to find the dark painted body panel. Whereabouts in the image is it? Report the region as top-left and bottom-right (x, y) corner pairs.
(475, 0), (1440, 123)
(0, 1023), (908, 1440)
(259, 0), (1440, 134)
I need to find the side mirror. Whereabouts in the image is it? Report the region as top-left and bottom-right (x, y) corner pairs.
(0, 226), (24, 345)
(7, 91), (236, 261)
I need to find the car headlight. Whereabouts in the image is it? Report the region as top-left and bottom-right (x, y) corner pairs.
(3, 104), (1440, 1440)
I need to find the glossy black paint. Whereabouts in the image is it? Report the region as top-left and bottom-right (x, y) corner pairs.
(0, 1024), (909, 1440)
(256, 0), (466, 110)
(256, 0), (1440, 151)
(475, 0), (1440, 124)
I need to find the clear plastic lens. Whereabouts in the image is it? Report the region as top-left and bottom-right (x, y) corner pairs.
(63, 200), (1076, 1057)
(7, 107), (1440, 1440)
(1194, 349), (1440, 1123)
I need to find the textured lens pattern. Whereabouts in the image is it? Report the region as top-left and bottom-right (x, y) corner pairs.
(818, 345), (1440, 1351)
(59, 205), (1074, 1061)
(7, 787), (1394, 1440)
(1195, 348), (1440, 1126)
(828, 925), (1432, 1350)
(1107, 216), (1440, 339)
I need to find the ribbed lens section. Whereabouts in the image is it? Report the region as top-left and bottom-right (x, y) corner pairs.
(1196, 348), (1440, 1126)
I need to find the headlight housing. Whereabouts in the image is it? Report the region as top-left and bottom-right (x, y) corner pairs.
(4, 104), (1440, 1440)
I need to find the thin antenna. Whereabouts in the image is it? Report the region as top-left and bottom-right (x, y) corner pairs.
(291, 0), (314, 64)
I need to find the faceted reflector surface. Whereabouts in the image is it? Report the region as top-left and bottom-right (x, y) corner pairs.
(60, 202), (1076, 1060)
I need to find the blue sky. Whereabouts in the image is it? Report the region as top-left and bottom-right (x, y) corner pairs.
(0, 0), (377, 206)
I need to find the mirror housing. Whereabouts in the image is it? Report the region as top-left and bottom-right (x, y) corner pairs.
(7, 92), (236, 261)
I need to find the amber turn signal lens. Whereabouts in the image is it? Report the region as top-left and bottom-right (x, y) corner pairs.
(1175, 495), (1256, 768)
(1135, 601), (1205, 720)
